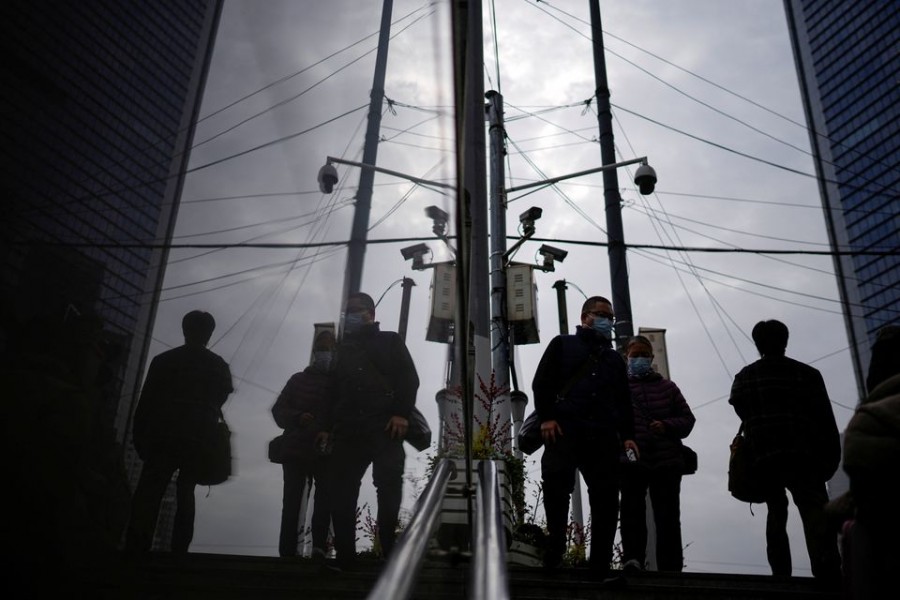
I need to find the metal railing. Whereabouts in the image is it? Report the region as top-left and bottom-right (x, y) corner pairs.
(366, 458), (458, 600)
(470, 459), (511, 600)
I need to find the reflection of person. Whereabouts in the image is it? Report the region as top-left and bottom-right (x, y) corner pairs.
(532, 295), (635, 575)
(838, 325), (900, 598)
(125, 310), (233, 554)
(327, 292), (419, 569)
(619, 335), (695, 573)
(728, 319), (841, 582)
(271, 330), (335, 558)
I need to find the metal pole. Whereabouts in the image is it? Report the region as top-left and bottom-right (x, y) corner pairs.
(589, 0), (633, 351)
(486, 90), (512, 453)
(552, 280), (584, 529)
(341, 0), (393, 300)
(398, 277), (415, 342)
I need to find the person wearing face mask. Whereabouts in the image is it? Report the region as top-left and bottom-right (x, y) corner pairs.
(619, 335), (695, 573)
(532, 295), (636, 577)
(270, 329), (336, 558)
(326, 292), (419, 570)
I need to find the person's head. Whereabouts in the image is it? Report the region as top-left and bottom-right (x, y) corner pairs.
(344, 292), (375, 334)
(580, 296), (615, 341)
(182, 310), (216, 347)
(626, 335), (655, 378)
(751, 319), (789, 357)
(866, 324), (900, 394)
(311, 329), (336, 370)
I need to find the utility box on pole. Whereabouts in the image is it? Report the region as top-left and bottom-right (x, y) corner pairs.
(506, 263), (539, 345)
(426, 263), (456, 342)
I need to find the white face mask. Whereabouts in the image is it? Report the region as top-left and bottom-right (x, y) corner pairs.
(312, 351), (332, 370)
(344, 313), (367, 333)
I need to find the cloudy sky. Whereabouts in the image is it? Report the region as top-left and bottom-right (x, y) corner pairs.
(147, 0), (859, 576)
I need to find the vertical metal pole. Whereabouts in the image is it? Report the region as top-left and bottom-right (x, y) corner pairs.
(552, 280), (584, 529)
(341, 0), (393, 301)
(398, 277), (415, 342)
(486, 90), (512, 452)
(589, 0), (633, 351)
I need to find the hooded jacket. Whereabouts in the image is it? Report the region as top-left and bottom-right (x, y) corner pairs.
(628, 372), (695, 471)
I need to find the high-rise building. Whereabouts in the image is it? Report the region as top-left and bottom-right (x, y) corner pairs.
(1, 1), (222, 553)
(783, 0), (900, 400)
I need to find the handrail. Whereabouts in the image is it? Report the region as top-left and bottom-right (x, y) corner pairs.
(366, 458), (458, 600)
(469, 459), (510, 600)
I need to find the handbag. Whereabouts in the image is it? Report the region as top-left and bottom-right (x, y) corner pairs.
(517, 351), (600, 456)
(728, 424), (767, 503)
(680, 444), (698, 475)
(405, 407), (432, 451)
(194, 412), (232, 486)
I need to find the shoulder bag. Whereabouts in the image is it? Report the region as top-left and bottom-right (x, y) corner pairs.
(194, 410), (233, 486)
(728, 423), (767, 503)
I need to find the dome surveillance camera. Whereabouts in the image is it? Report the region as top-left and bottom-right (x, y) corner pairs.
(318, 163), (339, 194)
(634, 163), (657, 196)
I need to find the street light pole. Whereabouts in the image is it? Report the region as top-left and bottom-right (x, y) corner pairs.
(590, 0), (633, 350)
(342, 0), (393, 301)
(486, 89), (512, 452)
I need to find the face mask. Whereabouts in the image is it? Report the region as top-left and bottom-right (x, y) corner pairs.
(312, 351), (332, 370)
(591, 317), (614, 339)
(628, 356), (653, 378)
(344, 313), (367, 333)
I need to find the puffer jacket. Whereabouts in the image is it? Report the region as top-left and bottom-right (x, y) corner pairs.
(629, 373), (695, 471)
(271, 366), (334, 461)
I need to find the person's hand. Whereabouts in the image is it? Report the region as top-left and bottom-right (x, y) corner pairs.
(315, 431), (329, 446)
(299, 412), (315, 425)
(624, 439), (639, 459)
(541, 420), (563, 445)
(649, 420), (666, 435)
(385, 416), (409, 440)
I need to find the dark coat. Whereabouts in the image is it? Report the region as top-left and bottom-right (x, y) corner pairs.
(729, 355), (840, 481)
(628, 373), (695, 471)
(132, 344), (233, 462)
(330, 322), (419, 434)
(532, 326), (634, 441)
(271, 366), (334, 462)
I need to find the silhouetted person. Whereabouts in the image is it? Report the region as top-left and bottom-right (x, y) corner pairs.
(729, 319), (841, 582)
(327, 292), (419, 569)
(271, 329), (335, 558)
(839, 324), (900, 598)
(125, 310), (233, 554)
(619, 335), (695, 573)
(532, 295), (635, 575)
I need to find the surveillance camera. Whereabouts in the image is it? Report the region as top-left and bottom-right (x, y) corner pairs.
(538, 244), (568, 262)
(400, 243), (430, 261)
(318, 163), (339, 194)
(634, 163), (657, 196)
(519, 206), (543, 224)
(425, 205), (449, 223)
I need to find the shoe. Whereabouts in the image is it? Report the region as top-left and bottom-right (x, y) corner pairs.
(623, 558), (643, 573)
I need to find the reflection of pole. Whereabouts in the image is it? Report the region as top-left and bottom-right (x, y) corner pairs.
(486, 90), (511, 452)
(398, 277), (415, 342)
(589, 0), (633, 351)
(341, 0), (393, 300)
(552, 280), (584, 528)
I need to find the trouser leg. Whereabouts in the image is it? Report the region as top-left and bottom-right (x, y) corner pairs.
(279, 463), (306, 556)
(790, 478), (840, 581)
(650, 472), (683, 572)
(371, 439), (405, 558)
(766, 488), (791, 576)
(125, 460), (176, 553)
(171, 471), (196, 553)
(310, 458), (332, 552)
(329, 443), (370, 564)
(541, 459), (575, 563)
(619, 470), (649, 565)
